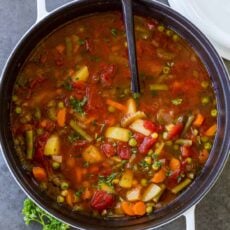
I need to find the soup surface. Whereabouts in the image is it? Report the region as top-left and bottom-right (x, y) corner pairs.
(11, 12), (217, 217)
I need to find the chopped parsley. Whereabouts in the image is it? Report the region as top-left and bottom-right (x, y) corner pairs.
(111, 28), (118, 37)
(68, 132), (81, 143)
(69, 96), (87, 114)
(98, 173), (118, 187)
(63, 78), (72, 91)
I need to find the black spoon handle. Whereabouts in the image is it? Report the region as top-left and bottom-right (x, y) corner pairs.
(121, 0), (140, 94)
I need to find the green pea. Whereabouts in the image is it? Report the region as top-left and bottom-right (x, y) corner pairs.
(201, 81), (209, 88)
(58, 101), (65, 109)
(15, 107), (22, 114)
(162, 66), (170, 74)
(157, 25), (165, 32)
(57, 195), (64, 203)
(61, 182), (69, 190)
(108, 106), (116, 113)
(204, 142), (212, 150)
(201, 96), (210, 105)
(166, 29), (173, 36)
(211, 109), (217, 117)
(52, 162), (60, 170)
(172, 34), (179, 42)
(141, 178), (148, 186)
(128, 138), (137, 147)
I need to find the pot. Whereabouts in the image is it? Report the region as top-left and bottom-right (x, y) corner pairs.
(0, 0), (229, 229)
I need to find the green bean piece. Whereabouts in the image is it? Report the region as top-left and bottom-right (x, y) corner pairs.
(26, 130), (34, 160)
(171, 178), (192, 194)
(150, 84), (168, 91)
(181, 114), (195, 136)
(65, 37), (72, 58)
(69, 120), (93, 142)
(34, 107), (41, 120)
(175, 139), (193, 146)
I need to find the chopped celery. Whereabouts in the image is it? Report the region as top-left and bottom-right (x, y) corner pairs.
(150, 84), (168, 91)
(69, 120), (93, 142)
(171, 178), (192, 194)
(26, 130), (34, 159)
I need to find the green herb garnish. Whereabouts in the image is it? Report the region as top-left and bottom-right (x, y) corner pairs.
(171, 98), (183, 105)
(22, 198), (69, 230)
(69, 96), (87, 114)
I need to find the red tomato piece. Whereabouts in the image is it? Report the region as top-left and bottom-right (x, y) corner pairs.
(180, 146), (191, 158)
(117, 143), (131, 160)
(100, 64), (116, 87)
(101, 143), (116, 157)
(90, 190), (115, 212)
(34, 132), (49, 163)
(139, 136), (157, 154)
(167, 123), (183, 140)
(133, 133), (145, 145)
(143, 120), (157, 132)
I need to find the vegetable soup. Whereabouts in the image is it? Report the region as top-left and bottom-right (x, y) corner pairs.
(11, 12), (217, 217)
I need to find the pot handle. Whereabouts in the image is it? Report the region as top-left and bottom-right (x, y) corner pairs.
(36, 0), (49, 23)
(184, 205), (196, 230)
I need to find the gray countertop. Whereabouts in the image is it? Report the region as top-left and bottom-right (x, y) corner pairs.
(0, 0), (229, 229)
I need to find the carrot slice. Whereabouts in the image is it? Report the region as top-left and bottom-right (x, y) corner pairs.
(199, 149), (209, 164)
(121, 201), (135, 216)
(82, 188), (92, 200)
(204, 124), (217, 136)
(57, 108), (66, 127)
(75, 167), (83, 183)
(169, 158), (181, 171)
(133, 201), (146, 216)
(32, 167), (47, 182)
(66, 190), (75, 207)
(106, 99), (127, 112)
(193, 113), (204, 127)
(151, 168), (166, 183)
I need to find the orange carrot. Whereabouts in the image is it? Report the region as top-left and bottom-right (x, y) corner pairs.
(199, 149), (209, 164)
(56, 44), (65, 54)
(205, 124), (217, 136)
(66, 190), (75, 207)
(193, 113), (204, 127)
(133, 201), (146, 216)
(106, 99), (127, 112)
(84, 116), (96, 125)
(121, 201), (135, 216)
(75, 167), (83, 183)
(32, 167), (47, 182)
(89, 165), (99, 174)
(82, 188), (92, 200)
(40, 119), (48, 128)
(151, 168), (166, 183)
(66, 157), (76, 168)
(57, 108), (66, 127)
(169, 158), (181, 171)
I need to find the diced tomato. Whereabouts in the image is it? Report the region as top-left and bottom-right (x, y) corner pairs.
(165, 169), (181, 189)
(101, 143), (116, 157)
(180, 146), (191, 158)
(100, 64), (116, 87)
(30, 76), (45, 89)
(72, 81), (86, 100)
(139, 136), (157, 154)
(90, 190), (115, 212)
(34, 132), (49, 163)
(133, 133), (145, 145)
(86, 85), (104, 111)
(117, 143), (131, 160)
(167, 123), (183, 140)
(143, 120), (157, 132)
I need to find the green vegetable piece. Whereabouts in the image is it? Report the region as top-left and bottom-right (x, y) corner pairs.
(128, 138), (137, 147)
(201, 81), (209, 88)
(171, 98), (183, 105)
(61, 182), (69, 190)
(162, 66), (170, 74)
(15, 106), (22, 114)
(22, 198), (69, 229)
(111, 28), (118, 37)
(69, 120), (93, 142)
(175, 139), (193, 146)
(150, 84), (168, 91)
(65, 37), (72, 58)
(204, 142), (212, 150)
(201, 96), (210, 105)
(26, 130), (34, 160)
(181, 114), (195, 136)
(172, 34), (179, 42)
(34, 107), (41, 120)
(211, 109), (217, 117)
(52, 162), (60, 170)
(171, 178), (192, 194)
(157, 25), (165, 32)
(57, 195), (65, 203)
(69, 96), (87, 115)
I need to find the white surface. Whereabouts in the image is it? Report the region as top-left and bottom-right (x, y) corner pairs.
(184, 206), (196, 230)
(168, 0), (230, 60)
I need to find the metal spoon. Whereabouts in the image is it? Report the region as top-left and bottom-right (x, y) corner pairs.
(121, 0), (140, 94)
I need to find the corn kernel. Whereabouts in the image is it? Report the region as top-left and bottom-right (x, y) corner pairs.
(151, 132), (158, 139)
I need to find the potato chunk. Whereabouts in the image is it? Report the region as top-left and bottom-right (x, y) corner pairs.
(44, 135), (60, 156)
(82, 145), (104, 164)
(129, 119), (151, 136)
(119, 169), (133, 188)
(72, 66), (89, 82)
(105, 127), (130, 142)
(142, 183), (162, 202)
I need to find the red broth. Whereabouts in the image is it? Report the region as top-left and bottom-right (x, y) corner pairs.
(11, 12), (217, 217)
